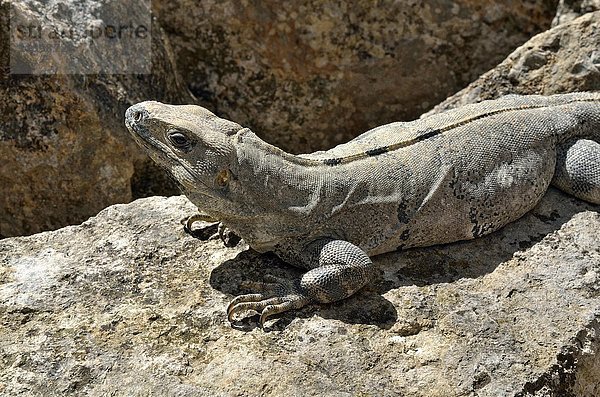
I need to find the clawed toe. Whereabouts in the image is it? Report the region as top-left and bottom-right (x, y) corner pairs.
(184, 215), (241, 246)
(227, 279), (311, 326)
(218, 223), (241, 247)
(183, 214), (219, 240)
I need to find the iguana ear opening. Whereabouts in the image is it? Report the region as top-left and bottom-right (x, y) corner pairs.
(214, 168), (231, 188)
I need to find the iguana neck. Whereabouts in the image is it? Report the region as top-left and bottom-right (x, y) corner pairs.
(179, 129), (325, 249)
(231, 129), (322, 218)
(182, 129), (322, 231)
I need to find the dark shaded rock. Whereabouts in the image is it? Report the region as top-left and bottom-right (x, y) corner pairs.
(155, 0), (558, 153)
(0, 0), (190, 237)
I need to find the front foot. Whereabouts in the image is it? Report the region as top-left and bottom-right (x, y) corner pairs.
(218, 223), (242, 247)
(227, 239), (374, 328)
(183, 213), (241, 247)
(227, 275), (311, 327)
(183, 213), (219, 240)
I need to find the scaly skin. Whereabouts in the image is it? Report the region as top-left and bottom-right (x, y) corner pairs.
(125, 93), (600, 326)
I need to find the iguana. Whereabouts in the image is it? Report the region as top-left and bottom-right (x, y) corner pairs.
(125, 93), (600, 326)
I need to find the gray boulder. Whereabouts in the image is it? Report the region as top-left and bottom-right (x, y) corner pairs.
(552, 0), (600, 26)
(427, 11), (600, 115)
(0, 0), (190, 238)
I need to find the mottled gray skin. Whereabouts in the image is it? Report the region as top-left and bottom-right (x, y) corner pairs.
(125, 93), (600, 326)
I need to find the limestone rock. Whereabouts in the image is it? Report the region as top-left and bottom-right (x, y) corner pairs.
(0, 0), (190, 238)
(426, 11), (600, 115)
(1, 193), (599, 396)
(154, 0), (557, 154)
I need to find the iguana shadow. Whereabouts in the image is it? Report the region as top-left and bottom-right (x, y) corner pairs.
(209, 188), (597, 331)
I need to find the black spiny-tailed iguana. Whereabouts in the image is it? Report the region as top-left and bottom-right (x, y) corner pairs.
(125, 93), (600, 326)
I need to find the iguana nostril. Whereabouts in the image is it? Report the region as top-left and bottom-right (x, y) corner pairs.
(133, 110), (144, 123)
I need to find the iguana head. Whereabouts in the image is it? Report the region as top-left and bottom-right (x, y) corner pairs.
(125, 101), (242, 203)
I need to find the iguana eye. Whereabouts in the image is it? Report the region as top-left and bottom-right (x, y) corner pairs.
(167, 130), (192, 150)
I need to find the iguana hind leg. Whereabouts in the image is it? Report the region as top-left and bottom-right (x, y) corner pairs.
(553, 138), (600, 204)
(227, 239), (374, 326)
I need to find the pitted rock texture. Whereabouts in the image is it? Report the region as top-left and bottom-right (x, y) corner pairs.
(0, 0), (190, 238)
(154, 0), (557, 154)
(426, 11), (600, 116)
(1, 193), (598, 396)
(552, 0), (600, 26)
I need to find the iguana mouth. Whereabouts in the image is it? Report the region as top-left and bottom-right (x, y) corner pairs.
(125, 107), (178, 165)
(126, 122), (167, 160)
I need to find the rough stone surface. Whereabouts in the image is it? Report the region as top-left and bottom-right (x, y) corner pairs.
(0, 0), (189, 238)
(1, 193), (598, 396)
(426, 11), (600, 115)
(155, 0), (557, 154)
(552, 0), (600, 26)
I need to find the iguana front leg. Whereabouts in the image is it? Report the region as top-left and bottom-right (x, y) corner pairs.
(227, 239), (374, 326)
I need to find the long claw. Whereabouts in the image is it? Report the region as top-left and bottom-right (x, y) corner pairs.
(184, 214), (241, 246)
(218, 223), (242, 247)
(183, 214), (219, 240)
(259, 297), (310, 327)
(229, 297), (286, 323)
(226, 277), (312, 327)
(227, 293), (265, 320)
(184, 213), (218, 230)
